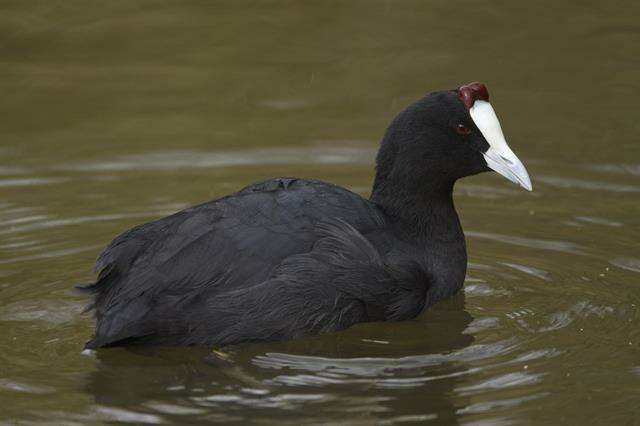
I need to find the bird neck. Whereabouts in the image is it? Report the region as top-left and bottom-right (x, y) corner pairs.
(370, 178), (463, 243)
(370, 177), (468, 307)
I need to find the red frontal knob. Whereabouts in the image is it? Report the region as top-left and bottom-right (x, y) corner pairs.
(458, 82), (489, 109)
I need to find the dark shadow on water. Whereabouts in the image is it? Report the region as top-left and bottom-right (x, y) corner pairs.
(85, 292), (474, 424)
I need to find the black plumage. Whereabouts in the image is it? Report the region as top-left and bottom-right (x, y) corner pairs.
(80, 86), (523, 349)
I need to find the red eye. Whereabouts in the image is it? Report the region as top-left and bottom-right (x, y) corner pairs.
(456, 123), (471, 135)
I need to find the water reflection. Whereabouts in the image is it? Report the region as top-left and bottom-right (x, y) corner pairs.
(85, 294), (474, 424)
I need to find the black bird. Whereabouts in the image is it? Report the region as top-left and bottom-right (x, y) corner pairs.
(79, 82), (532, 349)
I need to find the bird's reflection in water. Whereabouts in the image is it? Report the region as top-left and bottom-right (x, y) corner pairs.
(86, 292), (473, 424)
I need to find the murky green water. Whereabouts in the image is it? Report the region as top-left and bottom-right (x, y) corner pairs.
(1, 1), (639, 424)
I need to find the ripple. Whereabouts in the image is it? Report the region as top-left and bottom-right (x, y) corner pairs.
(457, 393), (547, 415)
(505, 308), (535, 320)
(574, 216), (622, 227)
(510, 349), (562, 363)
(378, 414), (438, 424)
(610, 257), (640, 273)
(456, 185), (521, 199)
(0, 244), (104, 265)
(0, 379), (54, 394)
(95, 406), (163, 424)
(0, 239), (40, 250)
(463, 418), (516, 426)
(539, 301), (614, 332)
(63, 146), (376, 172)
(361, 338), (390, 345)
(588, 163), (640, 176)
(191, 392), (332, 409)
(455, 372), (544, 395)
(537, 175), (640, 193)
(466, 231), (583, 254)
(501, 263), (550, 281)
(468, 262), (493, 271)
(0, 299), (83, 324)
(144, 402), (206, 415)
(0, 212), (173, 235)
(268, 368), (482, 390)
(0, 177), (69, 187)
(465, 284), (511, 298)
(254, 339), (518, 377)
(0, 214), (49, 227)
(538, 311), (573, 332)
(464, 317), (501, 334)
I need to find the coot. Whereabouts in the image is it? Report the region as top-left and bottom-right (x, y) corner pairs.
(80, 82), (531, 349)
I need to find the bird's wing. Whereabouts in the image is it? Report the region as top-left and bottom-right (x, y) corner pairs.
(185, 218), (429, 347)
(81, 178), (385, 347)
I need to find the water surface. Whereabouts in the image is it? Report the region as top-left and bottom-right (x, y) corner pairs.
(1, 1), (639, 424)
